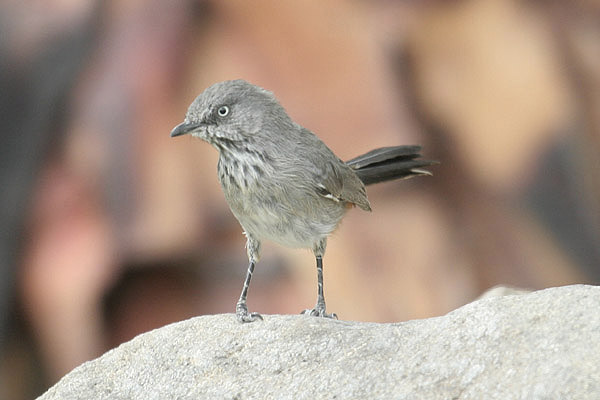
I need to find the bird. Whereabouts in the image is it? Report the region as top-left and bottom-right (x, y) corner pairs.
(170, 79), (437, 322)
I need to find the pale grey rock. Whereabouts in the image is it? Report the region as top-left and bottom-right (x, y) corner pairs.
(477, 285), (532, 299)
(38, 285), (600, 400)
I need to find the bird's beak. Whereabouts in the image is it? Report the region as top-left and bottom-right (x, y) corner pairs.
(170, 121), (201, 137)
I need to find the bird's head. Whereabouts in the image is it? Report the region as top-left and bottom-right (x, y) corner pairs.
(170, 80), (291, 151)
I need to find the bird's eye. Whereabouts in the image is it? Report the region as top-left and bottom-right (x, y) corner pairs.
(217, 105), (230, 117)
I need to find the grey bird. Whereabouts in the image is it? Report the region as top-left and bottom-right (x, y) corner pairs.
(171, 80), (437, 322)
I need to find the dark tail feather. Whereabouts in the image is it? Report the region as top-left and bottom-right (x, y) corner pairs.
(346, 146), (438, 186)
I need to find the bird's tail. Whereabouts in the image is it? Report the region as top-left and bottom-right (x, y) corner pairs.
(346, 146), (438, 186)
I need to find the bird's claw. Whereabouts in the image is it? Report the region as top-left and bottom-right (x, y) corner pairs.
(301, 304), (338, 319)
(236, 302), (263, 323)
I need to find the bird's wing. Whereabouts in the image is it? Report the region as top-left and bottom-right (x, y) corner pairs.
(294, 127), (371, 211)
(316, 161), (371, 211)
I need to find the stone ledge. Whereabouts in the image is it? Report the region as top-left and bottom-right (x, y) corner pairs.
(38, 285), (600, 399)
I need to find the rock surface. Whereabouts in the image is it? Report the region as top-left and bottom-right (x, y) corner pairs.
(39, 285), (600, 400)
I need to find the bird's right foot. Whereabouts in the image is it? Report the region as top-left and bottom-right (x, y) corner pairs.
(236, 301), (263, 323)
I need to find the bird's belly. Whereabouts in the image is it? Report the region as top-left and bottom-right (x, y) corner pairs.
(231, 201), (343, 249)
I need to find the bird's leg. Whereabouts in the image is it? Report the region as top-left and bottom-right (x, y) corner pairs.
(302, 239), (338, 319)
(236, 235), (263, 323)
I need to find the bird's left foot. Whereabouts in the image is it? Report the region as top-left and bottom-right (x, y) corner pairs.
(236, 301), (263, 323)
(301, 303), (338, 319)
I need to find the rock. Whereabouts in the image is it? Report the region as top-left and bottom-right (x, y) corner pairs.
(477, 284), (531, 299)
(38, 285), (600, 399)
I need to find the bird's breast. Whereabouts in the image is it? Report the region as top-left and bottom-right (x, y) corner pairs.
(217, 154), (347, 249)
(217, 152), (266, 193)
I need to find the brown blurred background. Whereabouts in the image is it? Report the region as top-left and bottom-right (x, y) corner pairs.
(1, 0), (599, 398)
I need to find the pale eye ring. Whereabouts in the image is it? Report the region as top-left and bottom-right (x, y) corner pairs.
(217, 105), (230, 117)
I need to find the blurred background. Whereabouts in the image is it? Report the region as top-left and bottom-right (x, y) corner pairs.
(1, 0), (599, 397)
